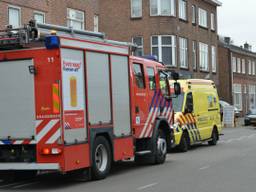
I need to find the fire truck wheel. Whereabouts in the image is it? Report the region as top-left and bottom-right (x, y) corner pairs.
(208, 128), (218, 146)
(155, 129), (167, 164)
(178, 132), (189, 152)
(92, 136), (111, 180)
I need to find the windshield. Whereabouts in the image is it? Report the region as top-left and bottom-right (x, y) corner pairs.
(250, 109), (256, 115)
(172, 93), (184, 112)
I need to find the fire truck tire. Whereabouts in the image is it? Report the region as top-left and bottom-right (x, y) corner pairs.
(178, 132), (189, 152)
(91, 136), (111, 180)
(208, 128), (218, 146)
(154, 129), (167, 164)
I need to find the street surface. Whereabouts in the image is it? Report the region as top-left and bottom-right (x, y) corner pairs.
(1, 126), (256, 192)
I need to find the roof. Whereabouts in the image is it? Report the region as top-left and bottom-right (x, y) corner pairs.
(204, 0), (222, 6)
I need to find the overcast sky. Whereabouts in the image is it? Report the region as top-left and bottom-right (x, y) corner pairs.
(218, 0), (256, 51)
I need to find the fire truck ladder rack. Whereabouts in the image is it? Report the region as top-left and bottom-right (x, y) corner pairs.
(0, 20), (135, 50)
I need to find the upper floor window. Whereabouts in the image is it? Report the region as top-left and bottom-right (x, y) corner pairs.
(237, 58), (241, 73)
(232, 57), (236, 73)
(253, 61), (256, 75)
(131, 0), (142, 18)
(67, 8), (85, 30)
(210, 13), (215, 31)
(94, 15), (99, 32)
(179, 0), (187, 20)
(179, 37), (188, 68)
(192, 5), (196, 24)
(242, 59), (246, 74)
(132, 36), (144, 56)
(211, 46), (216, 73)
(8, 6), (21, 28)
(248, 60), (252, 75)
(199, 42), (208, 71)
(34, 11), (45, 23)
(198, 8), (207, 28)
(150, 0), (176, 16)
(192, 41), (197, 70)
(151, 35), (176, 66)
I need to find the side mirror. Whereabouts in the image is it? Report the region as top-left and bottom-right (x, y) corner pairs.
(174, 82), (181, 95)
(171, 72), (180, 81)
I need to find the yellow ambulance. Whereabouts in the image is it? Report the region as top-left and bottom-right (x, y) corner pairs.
(170, 79), (222, 152)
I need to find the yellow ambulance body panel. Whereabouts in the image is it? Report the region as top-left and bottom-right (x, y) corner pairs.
(170, 79), (222, 151)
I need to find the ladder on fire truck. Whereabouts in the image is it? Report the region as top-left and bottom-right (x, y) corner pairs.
(0, 20), (134, 50)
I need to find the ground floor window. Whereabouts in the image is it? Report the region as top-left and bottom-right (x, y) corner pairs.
(249, 85), (256, 110)
(233, 84), (242, 110)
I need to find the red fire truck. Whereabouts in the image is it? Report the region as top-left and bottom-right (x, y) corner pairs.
(0, 21), (180, 180)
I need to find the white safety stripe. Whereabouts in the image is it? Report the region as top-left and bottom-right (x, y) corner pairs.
(162, 107), (167, 116)
(29, 140), (37, 144)
(35, 120), (43, 128)
(13, 140), (23, 145)
(168, 111), (173, 123)
(145, 107), (159, 137)
(46, 128), (61, 144)
(0, 141), (4, 145)
(36, 119), (59, 142)
(139, 108), (154, 138)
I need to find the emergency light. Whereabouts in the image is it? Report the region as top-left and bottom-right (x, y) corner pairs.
(45, 35), (60, 49)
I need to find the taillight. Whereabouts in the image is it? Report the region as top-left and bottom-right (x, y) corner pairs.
(41, 148), (62, 155)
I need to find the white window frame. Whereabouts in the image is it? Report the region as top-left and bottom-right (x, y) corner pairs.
(150, 0), (176, 16)
(237, 58), (241, 73)
(179, 0), (187, 20)
(242, 59), (246, 74)
(233, 84), (242, 110)
(192, 41), (197, 70)
(210, 13), (215, 31)
(211, 46), (216, 73)
(151, 35), (176, 66)
(34, 11), (45, 23)
(232, 57), (236, 73)
(249, 85), (256, 110)
(179, 37), (188, 68)
(199, 42), (209, 71)
(131, 0), (142, 18)
(94, 14), (99, 32)
(132, 36), (144, 56)
(253, 61), (256, 75)
(8, 5), (21, 28)
(198, 8), (208, 28)
(67, 8), (85, 30)
(248, 60), (252, 75)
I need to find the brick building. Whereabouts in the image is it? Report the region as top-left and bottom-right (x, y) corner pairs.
(99, 0), (222, 86)
(0, 0), (99, 32)
(218, 37), (256, 115)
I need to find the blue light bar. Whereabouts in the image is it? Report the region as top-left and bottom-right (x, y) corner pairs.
(142, 55), (158, 61)
(45, 35), (60, 49)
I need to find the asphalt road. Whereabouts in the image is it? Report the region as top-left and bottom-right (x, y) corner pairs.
(1, 126), (256, 192)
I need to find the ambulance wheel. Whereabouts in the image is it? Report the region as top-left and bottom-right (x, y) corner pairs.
(178, 133), (189, 152)
(208, 128), (218, 146)
(92, 136), (111, 180)
(155, 129), (167, 164)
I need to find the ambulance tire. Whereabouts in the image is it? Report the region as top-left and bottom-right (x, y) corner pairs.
(91, 136), (112, 180)
(208, 128), (218, 146)
(178, 132), (189, 152)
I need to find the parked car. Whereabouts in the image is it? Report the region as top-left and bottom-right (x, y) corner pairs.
(219, 100), (241, 121)
(244, 109), (256, 126)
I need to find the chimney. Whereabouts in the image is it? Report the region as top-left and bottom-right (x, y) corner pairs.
(224, 37), (231, 44)
(244, 42), (251, 51)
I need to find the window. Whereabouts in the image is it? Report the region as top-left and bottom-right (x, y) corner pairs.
(151, 35), (176, 66)
(192, 5), (196, 24)
(233, 84), (242, 110)
(210, 13), (215, 31)
(133, 64), (145, 88)
(150, 0), (176, 16)
(179, 37), (188, 68)
(199, 42), (208, 71)
(242, 59), (246, 74)
(179, 0), (187, 20)
(132, 37), (144, 56)
(192, 41), (197, 70)
(94, 15), (99, 32)
(147, 67), (156, 90)
(211, 46), (216, 73)
(159, 71), (169, 96)
(34, 11), (45, 23)
(237, 58), (241, 73)
(131, 0), (142, 18)
(67, 8), (85, 30)
(198, 8), (207, 28)
(253, 61), (256, 75)
(232, 57), (236, 73)
(249, 85), (256, 110)
(8, 6), (21, 28)
(248, 60), (252, 75)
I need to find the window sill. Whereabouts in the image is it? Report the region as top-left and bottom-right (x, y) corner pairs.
(211, 29), (216, 33)
(199, 25), (209, 30)
(192, 22), (197, 26)
(179, 18), (188, 23)
(130, 16), (143, 20)
(200, 69), (209, 73)
(150, 15), (176, 18)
